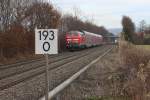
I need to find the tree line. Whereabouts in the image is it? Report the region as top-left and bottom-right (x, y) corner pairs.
(0, 0), (112, 58)
(122, 16), (150, 44)
(0, 0), (61, 58)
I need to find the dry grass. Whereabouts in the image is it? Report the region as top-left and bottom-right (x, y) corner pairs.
(119, 41), (150, 100)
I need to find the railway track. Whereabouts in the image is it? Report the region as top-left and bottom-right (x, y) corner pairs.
(0, 46), (107, 91)
(47, 46), (113, 91)
(0, 47), (98, 80)
(40, 46), (114, 100)
(0, 51), (73, 70)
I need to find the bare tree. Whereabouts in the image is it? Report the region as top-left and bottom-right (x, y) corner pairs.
(0, 0), (40, 31)
(23, 2), (60, 31)
(139, 20), (146, 33)
(0, 0), (11, 31)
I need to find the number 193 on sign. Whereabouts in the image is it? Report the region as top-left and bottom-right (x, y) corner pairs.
(35, 29), (58, 54)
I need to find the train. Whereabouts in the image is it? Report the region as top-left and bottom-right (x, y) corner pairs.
(65, 30), (103, 50)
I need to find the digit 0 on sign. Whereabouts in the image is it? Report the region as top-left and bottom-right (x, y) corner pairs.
(43, 42), (50, 52)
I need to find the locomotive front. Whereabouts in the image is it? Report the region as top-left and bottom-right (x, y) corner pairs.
(66, 31), (85, 50)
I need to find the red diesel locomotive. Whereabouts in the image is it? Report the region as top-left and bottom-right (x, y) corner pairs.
(66, 30), (103, 50)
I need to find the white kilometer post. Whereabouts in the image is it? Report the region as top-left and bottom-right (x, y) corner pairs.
(35, 28), (58, 100)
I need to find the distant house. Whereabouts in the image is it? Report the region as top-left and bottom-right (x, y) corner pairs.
(136, 32), (145, 38)
(145, 29), (150, 35)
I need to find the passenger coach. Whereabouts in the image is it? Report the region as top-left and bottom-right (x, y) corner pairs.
(66, 30), (103, 50)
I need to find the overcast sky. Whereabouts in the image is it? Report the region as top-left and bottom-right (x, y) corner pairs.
(50, 0), (150, 29)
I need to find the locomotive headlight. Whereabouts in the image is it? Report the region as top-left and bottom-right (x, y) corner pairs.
(73, 38), (80, 43)
(66, 38), (71, 41)
(73, 39), (79, 41)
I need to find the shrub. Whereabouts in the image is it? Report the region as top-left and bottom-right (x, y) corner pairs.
(119, 41), (150, 100)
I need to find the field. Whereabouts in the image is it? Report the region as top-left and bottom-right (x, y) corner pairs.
(136, 45), (150, 51)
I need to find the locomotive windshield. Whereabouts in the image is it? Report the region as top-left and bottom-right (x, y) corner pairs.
(68, 31), (79, 36)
